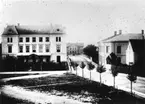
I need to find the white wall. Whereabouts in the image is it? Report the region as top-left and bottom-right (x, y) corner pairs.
(2, 34), (67, 62)
(126, 42), (134, 65)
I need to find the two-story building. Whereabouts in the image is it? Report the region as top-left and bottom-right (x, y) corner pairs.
(1, 24), (67, 63)
(97, 30), (145, 70)
(67, 43), (84, 55)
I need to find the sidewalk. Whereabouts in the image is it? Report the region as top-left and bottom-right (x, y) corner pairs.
(0, 71), (67, 82)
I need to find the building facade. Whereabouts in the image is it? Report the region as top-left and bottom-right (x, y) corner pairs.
(2, 24), (67, 63)
(98, 30), (145, 70)
(67, 43), (84, 55)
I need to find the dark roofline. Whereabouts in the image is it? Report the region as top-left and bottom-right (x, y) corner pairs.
(2, 24), (65, 35)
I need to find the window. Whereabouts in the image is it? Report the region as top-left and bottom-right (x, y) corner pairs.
(26, 45), (30, 53)
(19, 45), (23, 53)
(26, 37), (29, 42)
(39, 37), (43, 42)
(56, 37), (61, 42)
(106, 46), (109, 53)
(32, 44), (36, 52)
(46, 37), (49, 42)
(19, 37), (23, 42)
(7, 38), (9, 42)
(32, 37), (36, 42)
(45, 44), (50, 52)
(39, 44), (43, 53)
(59, 37), (61, 42)
(8, 45), (12, 53)
(56, 37), (58, 42)
(117, 46), (121, 54)
(56, 44), (61, 52)
(7, 37), (13, 43)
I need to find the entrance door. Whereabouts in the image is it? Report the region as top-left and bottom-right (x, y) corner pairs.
(57, 56), (61, 62)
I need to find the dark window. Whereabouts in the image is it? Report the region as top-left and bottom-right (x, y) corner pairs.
(56, 44), (61, 52)
(57, 56), (61, 62)
(19, 37), (23, 42)
(32, 37), (36, 42)
(8, 45), (12, 53)
(19, 45), (23, 53)
(26, 45), (29, 53)
(106, 46), (109, 53)
(56, 37), (61, 42)
(46, 37), (49, 42)
(10, 38), (13, 42)
(45, 44), (50, 52)
(26, 37), (29, 42)
(32, 44), (36, 52)
(7, 37), (13, 43)
(7, 38), (9, 42)
(117, 46), (121, 54)
(56, 37), (58, 42)
(39, 37), (43, 42)
(59, 37), (61, 42)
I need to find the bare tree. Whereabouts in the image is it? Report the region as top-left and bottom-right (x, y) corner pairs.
(79, 62), (86, 77)
(110, 65), (119, 88)
(96, 64), (106, 85)
(72, 62), (79, 75)
(127, 63), (137, 95)
(88, 62), (95, 80)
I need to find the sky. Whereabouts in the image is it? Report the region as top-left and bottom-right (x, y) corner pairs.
(0, 0), (145, 45)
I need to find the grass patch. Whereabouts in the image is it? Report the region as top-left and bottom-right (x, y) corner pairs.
(1, 73), (145, 104)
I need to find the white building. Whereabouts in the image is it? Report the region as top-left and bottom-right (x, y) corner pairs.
(1, 24), (67, 63)
(97, 30), (145, 70)
(67, 43), (84, 55)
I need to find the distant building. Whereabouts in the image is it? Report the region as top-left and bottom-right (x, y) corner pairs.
(1, 24), (67, 63)
(97, 30), (145, 70)
(67, 43), (84, 55)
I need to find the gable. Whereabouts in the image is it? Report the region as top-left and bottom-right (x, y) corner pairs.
(2, 25), (18, 35)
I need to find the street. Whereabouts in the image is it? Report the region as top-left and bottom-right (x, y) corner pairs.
(69, 55), (145, 98)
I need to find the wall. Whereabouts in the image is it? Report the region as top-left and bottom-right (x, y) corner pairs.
(2, 34), (67, 62)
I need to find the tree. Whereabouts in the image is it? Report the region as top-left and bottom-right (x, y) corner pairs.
(79, 62), (86, 77)
(96, 64), (106, 85)
(88, 62), (95, 80)
(83, 45), (98, 63)
(110, 65), (119, 88)
(72, 62), (79, 75)
(127, 63), (137, 95)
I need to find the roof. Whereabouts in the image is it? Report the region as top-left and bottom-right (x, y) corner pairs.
(100, 33), (145, 43)
(2, 24), (65, 35)
(130, 40), (145, 53)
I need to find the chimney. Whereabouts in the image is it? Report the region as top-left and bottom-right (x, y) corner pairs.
(17, 23), (20, 26)
(114, 31), (117, 36)
(119, 30), (122, 35)
(141, 30), (144, 34)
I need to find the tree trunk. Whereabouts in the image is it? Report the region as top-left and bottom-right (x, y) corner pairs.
(131, 81), (132, 95)
(114, 77), (115, 88)
(100, 73), (101, 85)
(90, 70), (91, 80)
(76, 67), (77, 75)
(82, 68), (84, 77)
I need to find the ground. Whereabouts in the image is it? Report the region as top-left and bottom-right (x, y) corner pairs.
(1, 72), (145, 104)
